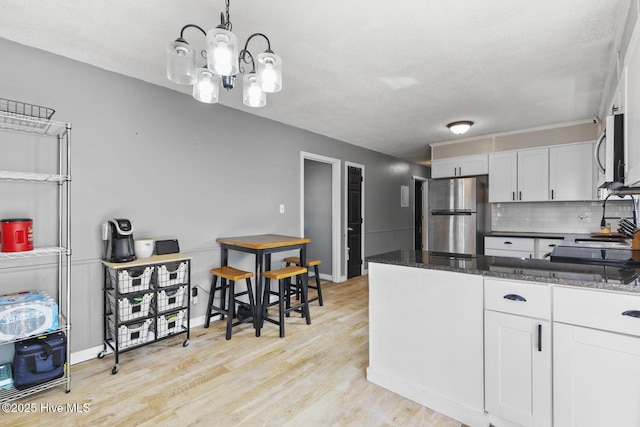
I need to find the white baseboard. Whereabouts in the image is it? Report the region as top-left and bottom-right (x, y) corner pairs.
(70, 314), (208, 365)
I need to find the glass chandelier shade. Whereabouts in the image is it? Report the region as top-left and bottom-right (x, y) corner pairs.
(166, 39), (197, 85)
(192, 67), (220, 103)
(256, 51), (282, 93)
(206, 27), (240, 77)
(243, 73), (266, 108)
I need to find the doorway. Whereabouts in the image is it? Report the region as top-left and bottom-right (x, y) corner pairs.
(300, 152), (341, 282)
(346, 164), (364, 279)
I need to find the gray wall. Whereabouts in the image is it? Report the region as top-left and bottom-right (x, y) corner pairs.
(0, 37), (428, 353)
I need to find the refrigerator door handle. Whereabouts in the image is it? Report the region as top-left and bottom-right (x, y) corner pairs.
(431, 210), (474, 216)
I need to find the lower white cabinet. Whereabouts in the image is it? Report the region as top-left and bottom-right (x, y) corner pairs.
(485, 236), (534, 259)
(484, 279), (552, 427)
(553, 287), (640, 427)
(485, 313), (551, 427)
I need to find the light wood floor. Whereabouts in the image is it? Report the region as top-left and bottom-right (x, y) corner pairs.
(4, 275), (467, 426)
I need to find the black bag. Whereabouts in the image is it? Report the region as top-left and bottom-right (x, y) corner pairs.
(13, 331), (66, 390)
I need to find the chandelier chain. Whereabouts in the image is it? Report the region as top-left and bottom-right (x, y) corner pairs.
(225, 0), (232, 31)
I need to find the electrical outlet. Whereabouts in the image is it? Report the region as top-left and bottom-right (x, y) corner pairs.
(279, 204), (285, 213)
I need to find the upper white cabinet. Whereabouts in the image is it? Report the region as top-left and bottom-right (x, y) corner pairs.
(624, 22), (640, 186)
(431, 154), (488, 178)
(489, 148), (548, 202)
(549, 142), (595, 201)
(489, 142), (595, 203)
(517, 148), (549, 202)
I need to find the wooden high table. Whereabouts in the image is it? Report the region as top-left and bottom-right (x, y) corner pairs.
(216, 234), (311, 336)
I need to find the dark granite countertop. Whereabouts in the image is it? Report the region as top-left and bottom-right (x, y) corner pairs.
(367, 250), (640, 294)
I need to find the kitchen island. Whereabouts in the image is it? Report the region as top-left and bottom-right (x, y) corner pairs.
(366, 250), (640, 427)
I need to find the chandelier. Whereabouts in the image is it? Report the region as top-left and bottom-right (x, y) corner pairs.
(166, 0), (282, 108)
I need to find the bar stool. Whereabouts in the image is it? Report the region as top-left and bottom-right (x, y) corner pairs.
(262, 265), (310, 338)
(283, 256), (324, 306)
(205, 266), (255, 340)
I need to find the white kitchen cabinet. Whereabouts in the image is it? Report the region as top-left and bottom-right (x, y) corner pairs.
(534, 238), (563, 259)
(488, 151), (518, 202)
(431, 154), (488, 178)
(553, 286), (640, 427)
(489, 148), (548, 202)
(485, 236), (534, 258)
(517, 148), (549, 202)
(624, 21), (640, 186)
(484, 279), (552, 427)
(549, 142), (595, 201)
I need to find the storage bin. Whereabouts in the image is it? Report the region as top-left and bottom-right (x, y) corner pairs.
(108, 292), (153, 322)
(156, 286), (187, 312)
(109, 266), (153, 294)
(108, 317), (152, 349)
(155, 262), (188, 287)
(153, 310), (186, 339)
(0, 290), (59, 342)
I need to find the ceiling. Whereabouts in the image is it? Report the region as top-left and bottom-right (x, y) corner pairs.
(0, 0), (631, 164)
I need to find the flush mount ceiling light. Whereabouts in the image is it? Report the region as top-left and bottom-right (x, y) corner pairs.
(166, 0), (282, 108)
(447, 121), (474, 135)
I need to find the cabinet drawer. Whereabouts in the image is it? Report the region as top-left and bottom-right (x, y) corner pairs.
(553, 286), (640, 337)
(537, 238), (562, 253)
(485, 278), (551, 320)
(485, 248), (533, 259)
(485, 237), (535, 252)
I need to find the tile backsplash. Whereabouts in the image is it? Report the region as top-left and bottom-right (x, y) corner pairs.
(491, 199), (637, 234)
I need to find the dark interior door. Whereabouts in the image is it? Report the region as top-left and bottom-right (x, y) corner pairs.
(347, 166), (362, 278)
(415, 180), (423, 250)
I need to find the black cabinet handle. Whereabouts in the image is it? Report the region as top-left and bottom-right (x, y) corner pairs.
(551, 189), (554, 200)
(538, 324), (542, 352)
(503, 241), (513, 245)
(622, 310), (640, 318)
(503, 294), (527, 302)
(519, 191), (522, 200)
(512, 191), (515, 201)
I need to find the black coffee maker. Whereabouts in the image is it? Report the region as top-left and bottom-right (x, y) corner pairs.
(102, 218), (136, 263)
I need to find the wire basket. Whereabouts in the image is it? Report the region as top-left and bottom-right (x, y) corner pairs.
(0, 98), (55, 119)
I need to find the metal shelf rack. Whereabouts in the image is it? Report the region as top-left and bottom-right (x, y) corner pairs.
(0, 99), (71, 402)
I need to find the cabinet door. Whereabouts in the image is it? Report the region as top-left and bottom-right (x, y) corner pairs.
(535, 238), (563, 259)
(554, 323), (640, 427)
(624, 24), (640, 186)
(459, 154), (488, 176)
(489, 151), (518, 202)
(431, 158), (458, 178)
(517, 148), (549, 201)
(549, 142), (595, 201)
(485, 311), (551, 427)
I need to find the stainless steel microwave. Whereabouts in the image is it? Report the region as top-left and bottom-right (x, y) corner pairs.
(595, 113), (625, 189)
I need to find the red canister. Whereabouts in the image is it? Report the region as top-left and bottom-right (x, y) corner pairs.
(1, 219), (34, 252)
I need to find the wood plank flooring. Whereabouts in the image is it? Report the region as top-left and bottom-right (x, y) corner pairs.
(3, 275), (467, 426)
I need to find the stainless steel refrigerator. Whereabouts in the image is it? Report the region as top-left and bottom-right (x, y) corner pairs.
(428, 176), (489, 255)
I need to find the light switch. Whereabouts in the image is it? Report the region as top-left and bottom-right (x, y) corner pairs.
(279, 204), (285, 213)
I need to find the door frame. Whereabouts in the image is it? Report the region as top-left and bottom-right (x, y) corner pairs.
(300, 152), (341, 283)
(345, 161), (365, 278)
(413, 175), (428, 251)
